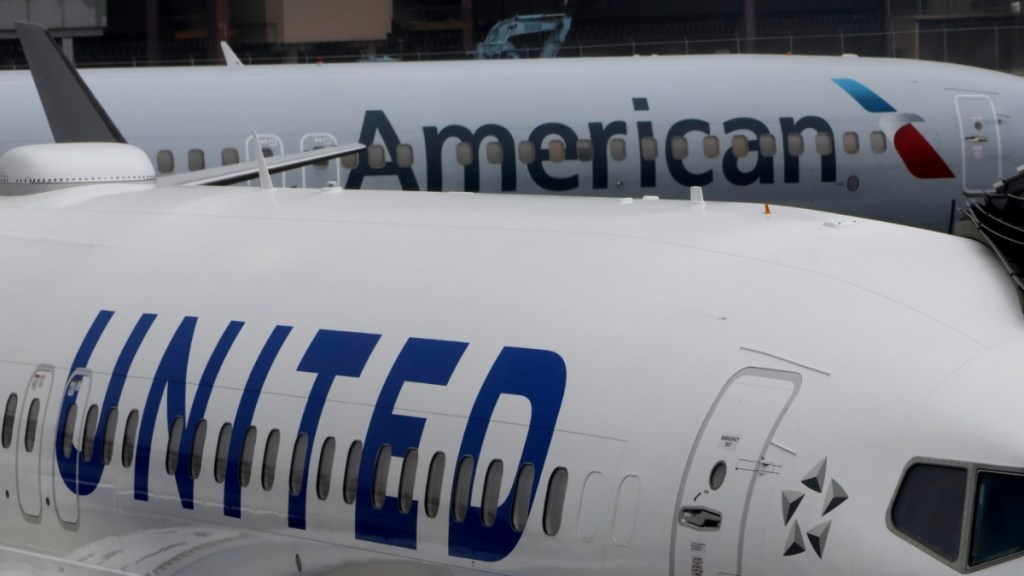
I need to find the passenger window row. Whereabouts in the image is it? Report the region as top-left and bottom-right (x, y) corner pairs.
(154, 129), (890, 175)
(30, 396), (571, 535)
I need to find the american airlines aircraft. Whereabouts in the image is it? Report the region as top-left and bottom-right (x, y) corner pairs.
(1, 39), (1023, 230)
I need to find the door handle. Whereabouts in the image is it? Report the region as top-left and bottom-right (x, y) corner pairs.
(679, 506), (723, 530)
(966, 135), (989, 143)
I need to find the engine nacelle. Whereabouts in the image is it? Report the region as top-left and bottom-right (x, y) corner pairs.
(0, 143), (155, 195)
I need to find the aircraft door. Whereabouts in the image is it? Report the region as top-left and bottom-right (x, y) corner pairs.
(245, 134), (286, 187)
(53, 370), (91, 525)
(16, 366), (53, 518)
(672, 368), (800, 576)
(955, 94), (1002, 194)
(301, 133), (341, 188)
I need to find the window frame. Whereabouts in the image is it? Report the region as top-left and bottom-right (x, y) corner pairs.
(886, 457), (1024, 573)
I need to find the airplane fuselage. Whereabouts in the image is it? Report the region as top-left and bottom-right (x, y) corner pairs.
(2, 54), (1022, 230)
(1, 182), (1024, 574)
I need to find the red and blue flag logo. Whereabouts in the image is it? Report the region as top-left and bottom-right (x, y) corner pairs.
(832, 78), (954, 179)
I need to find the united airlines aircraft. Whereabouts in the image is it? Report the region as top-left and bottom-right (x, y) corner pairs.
(2, 127), (1024, 575)
(2, 34), (1024, 230)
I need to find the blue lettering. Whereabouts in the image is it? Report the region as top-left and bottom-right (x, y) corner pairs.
(57, 310), (117, 494)
(780, 116), (836, 183)
(135, 318), (243, 507)
(290, 329), (380, 529)
(356, 338), (468, 548)
(448, 347), (566, 562)
(346, 110), (420, 191)
(224, 325), (291, 518)
(527, 123), (579, 191)
(424, 124), (516, 192)
(723, 117), (774, 186)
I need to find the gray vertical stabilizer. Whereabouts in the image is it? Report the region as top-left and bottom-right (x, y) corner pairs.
(15, 22), (126, 144)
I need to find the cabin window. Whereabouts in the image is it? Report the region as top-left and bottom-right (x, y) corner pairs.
(519, 141), (536, 164)
(372, 444), (392, 510)
(399, 448), (419, 514)
(156, 150), (175, 174)
(239, 426), (257, 487)
(342, 152), (359, 169)
(512, 463), (536, 532)
(122, 409), (139, 467)
(221, 147), (240, 166)
(544, 467), (569, 536)
(61, 404), (78, 459)
(548, 140), (567, 163)
(190, 419), (207, 480)
(262, 429), (281, 491)
(290, 432), (309, 497)
(891, 463), (967, 562)
(166, 415), (184, 474)
(214, 423), (232, 483)
(577, 139), (594, 162)
(843, 132), (860, 154)
(613, 475), (642, 545)
(670, 136), (688, 160)
(486, 141), (504, 164)
(610, 138), (627, 161)
(641, 137), (659, 161)
(731, 135), (749, 159)
(871, 131), (888, 153)
(188, 149), (206, 171)
(82, 404), (100, 463)
(816, 132), (834, 156)
(787, 133), (805, 156)
(759, 133), (777, 157)
(971, 471), (1024, 566)
(396, 144), (414, 168)
(100, 406), (117, 464)
(367, 144), (386, 169)
(703, 136), (720, 158)
(456, 142), (474, 166)
(482, 459), (504, 527)
(2, 394), (16, 449)
(425, 451), (446, 518)
(343, 440), (363, 504)
(316, 436), (336, 501)
(452, 455), (475, 523)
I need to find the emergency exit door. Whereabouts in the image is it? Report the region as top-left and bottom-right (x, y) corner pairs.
(955, 94), (1002, 194)
(673, 368), (800, 576)
(16, 366), (53, 518)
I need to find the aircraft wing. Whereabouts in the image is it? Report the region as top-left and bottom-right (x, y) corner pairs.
(156, 143), (365, 187)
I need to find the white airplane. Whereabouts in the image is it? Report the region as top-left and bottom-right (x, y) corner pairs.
(2, 23), (1024, 576)
(3, 130), (1024, 575)
(2, 33), (1023, 230)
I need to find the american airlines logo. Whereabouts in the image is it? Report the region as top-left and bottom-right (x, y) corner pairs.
(56, 310), (566, 562)
(832, 78), (955, 179)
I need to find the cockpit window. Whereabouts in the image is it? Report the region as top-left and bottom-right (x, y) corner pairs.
(891, 463), (967, 562)
(970, 471), (1024, 566)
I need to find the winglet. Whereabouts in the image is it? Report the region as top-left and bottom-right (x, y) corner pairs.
(221, 41), (244, 67)
(15, 22), (126, 144)
(253, 132), (274, 189)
